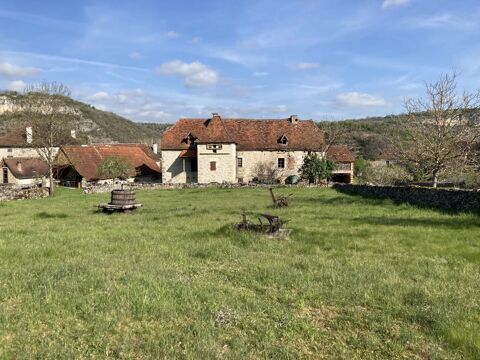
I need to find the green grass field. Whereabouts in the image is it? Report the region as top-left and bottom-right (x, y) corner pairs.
(0, 187), (479, 359)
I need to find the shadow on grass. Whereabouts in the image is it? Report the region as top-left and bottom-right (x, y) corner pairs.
(333, 190), (480, 216)
(351, 216), (480, 230)
(303, 195), (391, 207)
(35, 212), (69, 219)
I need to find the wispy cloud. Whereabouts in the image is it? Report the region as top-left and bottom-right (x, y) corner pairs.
(336, 92), (387, 107)
(164, 30), (180, 38)
(0, 62), (41, 77)
(291, 62), (320, 70)
(128, 52), (143, 60)
(157, 60), (219, 87)
(0, 9), (81, 30)
(405, 13), (478, 31)
(382, 0), (411, 9)
(0, 50), (150, 72)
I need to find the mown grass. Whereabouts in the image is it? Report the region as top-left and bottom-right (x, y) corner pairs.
(0, 187), (479, 359)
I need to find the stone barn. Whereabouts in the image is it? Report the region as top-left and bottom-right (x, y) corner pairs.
(55, 144), (161, 187)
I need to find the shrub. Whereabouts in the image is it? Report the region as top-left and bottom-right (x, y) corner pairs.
(299, 153), (335, 184)
(96, 156), (134, 181)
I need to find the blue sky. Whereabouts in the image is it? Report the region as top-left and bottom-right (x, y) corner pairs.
(0, 0), (479, 123)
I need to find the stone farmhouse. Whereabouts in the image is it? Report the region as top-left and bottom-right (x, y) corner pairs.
(161, 113), (354, 184)
(55, 144), (161, 187)
(1, 157), (49, 187)
(0, 126), (39, 159)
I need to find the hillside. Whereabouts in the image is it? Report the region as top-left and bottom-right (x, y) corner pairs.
(0, 92), (170, 144)
(317, 115), (405, 160)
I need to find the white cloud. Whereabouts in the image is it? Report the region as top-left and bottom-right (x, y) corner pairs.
(164, 30), (180, 38)
(87, 91), (111, 101)
(157, 60), (219, 87)
(116, 94), (128, 103)
(292, 62), (320, 70)
(137, 110), (171, 120)
(336, 92), (387, 107)
(253, 71), (269, 77)
(271, 105), (288, 113)
(382, 0), (410, 9)
(7, 80), (27, 92)
(190, 37), (202, 44)
(128, 51), (143, 60)
(0, 62), (41, 77)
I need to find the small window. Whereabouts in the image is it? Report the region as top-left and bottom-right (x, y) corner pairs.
(237, 157), (243, 168)
(206, 144), (222, 150)
(278, 158), (285, 168)
(7, 148), (12, 153)
(210, 161), (216, 171)
(278, 135), (288, 145)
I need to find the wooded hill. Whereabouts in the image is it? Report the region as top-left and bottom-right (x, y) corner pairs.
(0, 91), (169, 144)
(317, 115), (405, 160)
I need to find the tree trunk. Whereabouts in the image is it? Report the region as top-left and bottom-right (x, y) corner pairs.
(49, 166), (55, 196)
(432, 171), (438, 188)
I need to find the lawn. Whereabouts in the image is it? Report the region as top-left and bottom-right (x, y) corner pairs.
(0, 187), (479, 359)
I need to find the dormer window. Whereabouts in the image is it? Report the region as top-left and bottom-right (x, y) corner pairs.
(278, 135), (289, 145)
(182, 133), (197, 146)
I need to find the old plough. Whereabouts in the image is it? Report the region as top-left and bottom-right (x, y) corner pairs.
(236, 210), (291, 238)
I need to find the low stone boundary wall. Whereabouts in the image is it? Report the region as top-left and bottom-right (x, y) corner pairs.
(333, 183), (480, 213)
(83, 182), (326, 194)
(0, 186), (49, 201)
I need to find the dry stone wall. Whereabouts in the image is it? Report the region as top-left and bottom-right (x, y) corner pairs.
(334, 183), (480, 213)
(0, 186), (49, 201)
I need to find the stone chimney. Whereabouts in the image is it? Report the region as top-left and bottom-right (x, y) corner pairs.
(152, 143), (158, 154)
(212, 112), (220, 121)
(26, 126), (33, 144)
(71, 129), (76, 139)
(289, 115), (298, 124)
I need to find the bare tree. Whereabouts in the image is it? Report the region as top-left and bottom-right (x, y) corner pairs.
(394, 73), (480, 187)
(318, 121), (349, 153)
(13, 81), (80, 196)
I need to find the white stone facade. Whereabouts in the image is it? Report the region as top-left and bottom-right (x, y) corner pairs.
(162, 150), (197, 183)
(162, 146), (326, 184)
(0, 147), (41, 159)
(197, 143), (236, 184)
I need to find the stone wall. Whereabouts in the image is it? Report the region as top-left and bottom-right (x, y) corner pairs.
(236, 150), (318, 183)
(83, 181), (327, 194)
(333, 183), (480, 213)
(0, 186), (49, 201)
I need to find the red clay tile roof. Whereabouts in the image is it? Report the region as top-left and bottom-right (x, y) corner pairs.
(0, 128), (27, 147)
(179, 149), (197, 158)
(59, 144), (161, 181)
(2, 157), (49, 179)
(0, 127), (80, 147)
(162, 115), (324, 151)
(326, 145), (355, 163)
